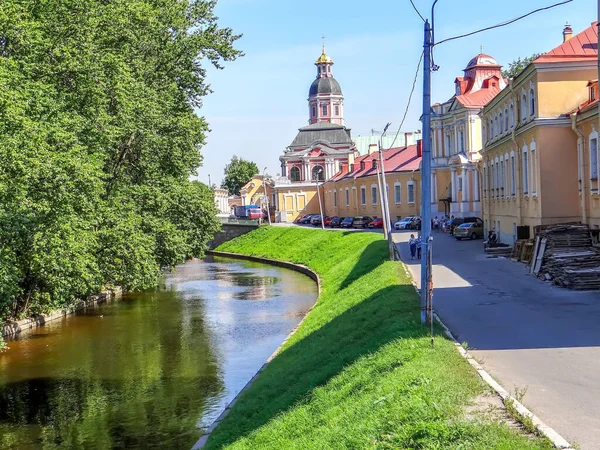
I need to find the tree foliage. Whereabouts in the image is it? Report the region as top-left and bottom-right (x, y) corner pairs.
(221, 156), (259, 195)
(0, 0), (241, 320)
(501, 54), (541, 80)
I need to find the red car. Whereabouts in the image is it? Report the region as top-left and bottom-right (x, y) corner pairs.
(324, 216), (334, 226)
(368, 217), (384, 228)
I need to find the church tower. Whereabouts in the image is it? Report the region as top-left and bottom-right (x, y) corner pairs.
(308, 44), (344, 125)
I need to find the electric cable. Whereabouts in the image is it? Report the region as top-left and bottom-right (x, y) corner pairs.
(434, 0), (574, 47)
(409, 0), (426, 22)
(387, 51), (424, 150)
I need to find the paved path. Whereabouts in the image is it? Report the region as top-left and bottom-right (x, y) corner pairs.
(394, 230), (600, 450)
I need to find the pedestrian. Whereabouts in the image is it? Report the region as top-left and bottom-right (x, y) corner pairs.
(433, 216), (439, 232)
(409, 234), (417, 259)
(416, 233), (422, 259)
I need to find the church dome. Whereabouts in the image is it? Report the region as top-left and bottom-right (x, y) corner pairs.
(465, 53), (501, 70)
(309, 77), (343, 96)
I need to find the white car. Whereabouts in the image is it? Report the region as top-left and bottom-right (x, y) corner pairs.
(394, 217), (415, 230)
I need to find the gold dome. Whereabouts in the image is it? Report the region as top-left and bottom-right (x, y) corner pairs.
(315, 41), (333, 65)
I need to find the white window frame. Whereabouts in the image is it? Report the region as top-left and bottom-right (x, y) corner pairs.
(335, 104), (340, 116)
(529, 81), (536, 117)
(333, 190), (337, 207)
(504, 108), (509, 131)
(407, 181), (415, 204)
(345, 187), (350, 206)
(509, 103), (515, 128)
(500, 158), (505, 196)
(522, 144), (529, 195)
(530, 140), (537, 195)
(590, 131), (599, 185)
(371, 184), (378, 205)
(521, 91), (527, 123)
(510, 151), (516, 196)
(360, 186), (366, 205)
(394, 182), (402, 204)
(322, 104), (327, 116)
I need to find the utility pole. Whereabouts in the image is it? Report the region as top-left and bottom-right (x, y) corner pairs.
(262, 167), (272, 225)
(378, 123), (394, 260)
(316, 168), (325, 230)
(420, 19), (433, 325)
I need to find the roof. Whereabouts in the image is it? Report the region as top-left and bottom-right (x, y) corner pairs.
(289, 122), (352, 148)
(455, 85), (503, 107)
(465, 53), (501, 70)
(536, 22), (598, 63)
(329, 143), (422, 182)
(309, 77), (342, 96)
(572, 80), (599, 115)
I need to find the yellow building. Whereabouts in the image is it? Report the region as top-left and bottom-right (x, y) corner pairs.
(572, 79), (600, 236)
(239, 175), (274, 211)
(431, 53), (507, 220)
(480, 23), (598, 244)
(322, 139), (423, 221)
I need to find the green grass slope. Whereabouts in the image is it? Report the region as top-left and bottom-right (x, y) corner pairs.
(206, 227), (552, 449)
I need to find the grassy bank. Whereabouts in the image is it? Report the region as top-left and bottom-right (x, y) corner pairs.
(206, 227), (552, 449)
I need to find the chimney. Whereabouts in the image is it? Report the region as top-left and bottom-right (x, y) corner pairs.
(348, 152), (355, 167)
(349, 163), (354, 173)
(416, 139), (423, 157)
(368, 143), (378, 155)
(563, 23), (573, 42)
(404, 132), (413, 147)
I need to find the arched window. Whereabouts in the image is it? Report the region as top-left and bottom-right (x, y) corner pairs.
(312, 106), (316, 117)
(530, 89), (535, 116)
(504, 108), (509, 130)
(290, 166), (300, 182)
(495, 117), (499, 136)
(312, 165), (324, 181)
(509, 104), (514, 128)
(499, 113), (503, 133)
(521, 94), (527, 122)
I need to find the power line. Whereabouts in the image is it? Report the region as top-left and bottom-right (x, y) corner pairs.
(434, 0), (574, 47)
(387, 51), (424, 150)
(409, 0), (426, 22)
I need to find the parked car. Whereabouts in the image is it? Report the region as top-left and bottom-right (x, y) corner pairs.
(448, 216), (481, 235)
(340, 217), (355, 228)
(300, 214), (316, 224)
(330, 216), (345, 228)
(353, 216), (373, 229)
(368, 217), (384, 229)
(394, 217), (414, 230)
(324, 216), (334, 226)
(294, 213), (311, 224)
(454, 220), (484, 240)
(311, 215), (330, 226)
(409, 217), (422, 230)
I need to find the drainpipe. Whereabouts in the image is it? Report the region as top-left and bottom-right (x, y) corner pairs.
(511, 129), (522, 232)
(571, 113), (587, 225)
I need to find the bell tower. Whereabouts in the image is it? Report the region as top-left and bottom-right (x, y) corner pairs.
(308, 40), (344, 125)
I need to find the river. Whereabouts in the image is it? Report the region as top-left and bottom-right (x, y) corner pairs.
(0, 256), (317, 449)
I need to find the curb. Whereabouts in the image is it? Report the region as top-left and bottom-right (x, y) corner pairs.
(191, 251), (321, 450)
(394, 240), (574, 450)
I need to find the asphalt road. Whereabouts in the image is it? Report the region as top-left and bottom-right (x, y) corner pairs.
(394, 230), (600, 450)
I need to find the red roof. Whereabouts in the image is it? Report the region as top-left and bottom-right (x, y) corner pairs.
(455, 85), (503, 107)
(572, 80), (599, 115)
(329, 143), (422, 182)
(536, 22), (598, 63)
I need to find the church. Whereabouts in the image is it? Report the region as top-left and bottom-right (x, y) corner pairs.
(273, 45), (357, 222)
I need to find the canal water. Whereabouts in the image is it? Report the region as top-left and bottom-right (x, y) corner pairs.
(0, 256), (317, 449)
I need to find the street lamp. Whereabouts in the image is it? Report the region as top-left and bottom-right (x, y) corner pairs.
(315, 168), (325, 230)
(262, 167), (272, 225)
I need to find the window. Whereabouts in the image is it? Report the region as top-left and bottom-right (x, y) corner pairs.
(494, 117), (498, 137)
(394, 183), (401, 204)
(290, 166), (300, 182)
(495, 162), (500, 194)
(499, 114), (503, 134)
(312, 106), (316, 117)
(509, 104), (515, 128)
(371, 185), (378, 205)
(591, 137), (598, 180)
(591, 86), (596, 102)
(345, 188), (350, 206)
(312, 165), (324, 181)
(521, 94), (527, 122)
(490, 163), (495, 195)
(459, 130), (464, 152)
(360, 186), (366, 205)
(530, 89), (535, 116)
(500, 160), (505, 194)
(523, 147), (529, 194)
(504, 109), (509, 130)
(327, 65), (331, 73)
(407, 182), (415, 203)
(445, 133), (451, 155)
(334, 191), (337, 207)
(483, 165), (488, 196)
(511, 155), (516, 196)
(335, 105), (340, 116)
(322, 105), (327, 116)
(458, 176), (463, 191)
(530, 143), (537, 194)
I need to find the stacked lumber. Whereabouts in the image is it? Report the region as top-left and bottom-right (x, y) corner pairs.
(537, 224), (600, 290)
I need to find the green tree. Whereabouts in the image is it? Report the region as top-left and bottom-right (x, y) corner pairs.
(221, 156), (259, 195)
(502, 54), (541, 80)
(0, 0), (240, 320)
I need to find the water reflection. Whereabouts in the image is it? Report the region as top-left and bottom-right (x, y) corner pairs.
(0, 257), (317, 449)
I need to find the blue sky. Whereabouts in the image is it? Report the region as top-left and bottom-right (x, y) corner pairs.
(196, 0), (596, 186)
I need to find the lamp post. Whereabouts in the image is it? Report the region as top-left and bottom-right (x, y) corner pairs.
(315, 168), (325, 230)
(263, 167), (272, 225)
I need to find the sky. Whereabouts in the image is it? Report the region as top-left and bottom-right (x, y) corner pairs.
(195, 0), (596, 186)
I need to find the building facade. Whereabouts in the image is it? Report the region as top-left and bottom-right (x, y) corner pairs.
(431, 53), (507, 220)
(480, 23), (598, 244)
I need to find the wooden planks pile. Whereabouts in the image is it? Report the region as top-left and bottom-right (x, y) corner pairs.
(534, 224), (600, 290)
